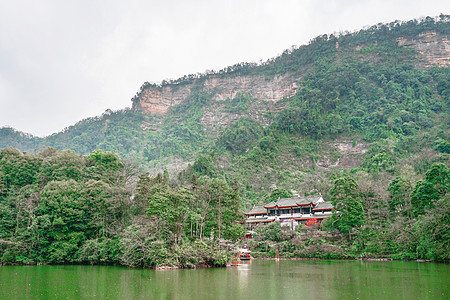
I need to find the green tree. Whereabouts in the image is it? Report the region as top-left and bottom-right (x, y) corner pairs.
(328, 174), (365, 239)
(136, 173), (193, 245)
(216, 117), (263, 154)
(415, 195), (450, 262)
(411, 163), (449, 216)
(38, 180), (87, 263)
(0, 147), (41, 189)
(120, 218), (172, 268)
(87, 150), (124, 184)
(388, 176), (413, 216)
(192, 154), (216, 177)
(268, 188), (293, 202)
(37, 149), (86, 184)
(256, 221), (282, 242)
(82, 180), (128, 238)
(204, 178), (244, 241)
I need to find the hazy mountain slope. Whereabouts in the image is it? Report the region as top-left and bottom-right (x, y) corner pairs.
(1, 16), (448, 191)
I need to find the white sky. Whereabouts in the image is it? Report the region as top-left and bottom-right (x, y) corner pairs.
(0, 0), (448, 137)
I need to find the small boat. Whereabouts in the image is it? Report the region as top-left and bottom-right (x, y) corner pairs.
(239, 248), (252, 260)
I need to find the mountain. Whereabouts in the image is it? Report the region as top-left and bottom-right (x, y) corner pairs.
(1, 16), (449, 264)
(1, 15), (449, 201)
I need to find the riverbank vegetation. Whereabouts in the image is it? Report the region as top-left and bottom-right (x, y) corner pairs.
(0, 148), (242, 268)
(246, 163), (449, 262)
(0, 146), (448, 265)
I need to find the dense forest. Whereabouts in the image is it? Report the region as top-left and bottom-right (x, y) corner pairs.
(1, 16), (449, 265)
(0, 148), (243, 267)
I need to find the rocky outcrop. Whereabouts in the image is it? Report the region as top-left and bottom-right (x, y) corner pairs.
(397, 31), (450, 68)
(133, 32), (449, 116)
(133, 84), (192, 115)
(315, 140), (368, 169)
(133, 73), (301, 115)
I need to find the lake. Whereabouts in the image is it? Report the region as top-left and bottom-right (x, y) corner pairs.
(0, 260), (448, 299)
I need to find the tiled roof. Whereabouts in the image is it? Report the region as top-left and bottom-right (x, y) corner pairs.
(264, 201), (277, 208)
(313, 201), (334, 211)
(296, 195), (323, 206)
(264, 195), (324, 208)
(244, 206), (267, 215)
(274, 197), (300, 207)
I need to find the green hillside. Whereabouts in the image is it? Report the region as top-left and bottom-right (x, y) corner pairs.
(1, 16), (449, 198)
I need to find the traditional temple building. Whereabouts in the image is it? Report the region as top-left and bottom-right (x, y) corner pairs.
(243, 195), (333, 230)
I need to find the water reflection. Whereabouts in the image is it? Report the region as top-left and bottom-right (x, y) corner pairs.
(236, 260), (251, 292)
(0, 261), (448, 299)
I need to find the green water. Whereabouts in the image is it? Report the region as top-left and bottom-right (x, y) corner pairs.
(0, 260), (448, 299)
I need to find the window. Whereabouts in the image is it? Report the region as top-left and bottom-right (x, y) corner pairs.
(280, 209), (290, 215)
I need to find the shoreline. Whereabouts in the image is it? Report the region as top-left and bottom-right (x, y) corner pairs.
(0, 257), (439, 268)
(254, 257), (391, 261)
(250, 257), (438, 263)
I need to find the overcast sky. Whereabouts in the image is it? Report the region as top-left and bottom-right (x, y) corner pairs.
(0, 0), (448, 137)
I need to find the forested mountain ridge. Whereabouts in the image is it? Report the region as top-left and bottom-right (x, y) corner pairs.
(133, 25), (449, 117)
(1, 16), (449, 199)
(1, 16), (448, 158)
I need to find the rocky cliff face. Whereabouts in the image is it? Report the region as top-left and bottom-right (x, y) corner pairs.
(133, 31), (449, 117)
(397, 31), (450, 68)
(133, 73), (301, 115)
